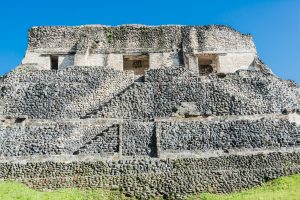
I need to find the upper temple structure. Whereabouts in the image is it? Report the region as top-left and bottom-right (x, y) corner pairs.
(23, 25), (259, 74)
(0, 25), (299, 199)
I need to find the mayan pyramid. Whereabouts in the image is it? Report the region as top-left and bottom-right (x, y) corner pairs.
(0, 25), (299, 199)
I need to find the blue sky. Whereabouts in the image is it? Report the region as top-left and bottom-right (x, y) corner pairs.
(0, 0), (299, 83)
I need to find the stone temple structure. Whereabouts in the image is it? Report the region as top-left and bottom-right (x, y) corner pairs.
(0, 25), (299, 199)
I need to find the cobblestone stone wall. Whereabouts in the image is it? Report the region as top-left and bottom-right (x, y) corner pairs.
(122, 121), (156, 157)
(27, 25), (255, 54)
(95, 69), (299, 121)
(159, 116), (300, 154)
(0, 151), (299, 199)
(1, 114), (299, 159)
(0, 118), (120, 157)
(3, 67), (134, 119)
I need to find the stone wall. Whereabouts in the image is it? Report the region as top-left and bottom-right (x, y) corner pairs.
(0, 118), (157, 158)
(0, 151), (299, 199)
(149, 52), (182, 69)
(1, 112), (300, 198)
(159, 115), (300, 155)
(3, 66), (135, 119)
(0, 118), (121, 157)
(27, 25), (182, 52)
(58, 55), (75, 70)
(21, 52), (52, 70)
(0, 86), (4, 116)
(122, 121), (156, 157)
(218, 53), (256, 73)
(75, 124), (120, 155)
(181, 26), (256, 53)
(27, 25), (255, 53)
(94, 69), (300, 121)
(4, 67), (296, 121)
(1, 113), (299, 158)
(28, 26), (81, 52)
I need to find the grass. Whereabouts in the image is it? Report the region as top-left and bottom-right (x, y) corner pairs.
(0, 173), (300, 200)
(189, 173), (300, 200)
(0, 182), (127, 200)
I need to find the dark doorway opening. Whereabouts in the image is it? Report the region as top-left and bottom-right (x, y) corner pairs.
(50, 55), (59, 70)
(15, 117), (26, 123)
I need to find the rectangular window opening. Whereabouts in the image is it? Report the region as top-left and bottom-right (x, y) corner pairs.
(198, 54), (218, 76)
(123, 54), (149, 75)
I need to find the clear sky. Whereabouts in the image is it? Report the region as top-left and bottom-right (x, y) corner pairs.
(1, 0), (299, 83)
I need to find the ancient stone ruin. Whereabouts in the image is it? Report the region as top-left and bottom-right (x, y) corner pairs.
(0, 25), (299, 199)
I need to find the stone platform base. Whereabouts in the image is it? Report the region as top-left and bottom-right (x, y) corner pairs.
(1, 150), (300, 199)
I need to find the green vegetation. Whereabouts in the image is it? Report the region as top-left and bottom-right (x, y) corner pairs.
(0, 182), (127, 200)
(1, 173), (300, 200)
(189, 173), (300, 200)
(105, 30), (113, 44)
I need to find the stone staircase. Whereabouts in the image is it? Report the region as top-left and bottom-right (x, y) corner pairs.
(82, 81), (145, 119)
(73, 124), (120, 155)
(64, 72), (135, 118)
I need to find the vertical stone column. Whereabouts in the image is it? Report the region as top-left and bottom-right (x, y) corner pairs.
(155, 121), (161, 158)
(0, 98), (4, 117)
(187, 55), (199, 74)
(74, 53), (87, 66)
(107, 54), (123, 70)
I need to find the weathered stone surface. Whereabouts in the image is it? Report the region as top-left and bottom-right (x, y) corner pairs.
(172, 102), (201, 118)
